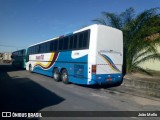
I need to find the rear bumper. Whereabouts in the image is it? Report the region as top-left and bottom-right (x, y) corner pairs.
(89, 73), (123, 85)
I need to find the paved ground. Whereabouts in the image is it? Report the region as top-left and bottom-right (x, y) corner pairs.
(0, 64), (160, 120)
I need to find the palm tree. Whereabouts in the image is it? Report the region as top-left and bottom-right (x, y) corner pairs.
(93, 7), (160, 75)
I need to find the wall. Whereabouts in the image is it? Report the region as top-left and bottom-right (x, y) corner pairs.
(139, 46), (160, 71)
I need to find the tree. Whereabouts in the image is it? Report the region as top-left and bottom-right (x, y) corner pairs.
(93, 7), (160, 75)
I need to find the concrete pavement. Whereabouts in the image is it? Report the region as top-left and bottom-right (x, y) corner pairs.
(0, 64), (160, 120)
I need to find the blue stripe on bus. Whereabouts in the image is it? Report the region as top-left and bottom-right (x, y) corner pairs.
(33, 51), (89, 84)
(32, 50), (122, 85)
(57, 51), (88, 62)
(33, 63), (89, 84)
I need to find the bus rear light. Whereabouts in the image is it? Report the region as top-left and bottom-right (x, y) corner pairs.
(106, 78), (112, 81)
(92, 65), (96, 74)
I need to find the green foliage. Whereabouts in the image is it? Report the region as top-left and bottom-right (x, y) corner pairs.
(93, 7), (160, 75)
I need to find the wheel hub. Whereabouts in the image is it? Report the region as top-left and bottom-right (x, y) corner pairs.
(54, 73), (59, 79)
(63, 73), (67, 80)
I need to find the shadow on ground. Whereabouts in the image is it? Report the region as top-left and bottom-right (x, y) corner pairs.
(76, 82), (121, 90)
(0, 64), (26, 72)
(0, 65), (65, 113)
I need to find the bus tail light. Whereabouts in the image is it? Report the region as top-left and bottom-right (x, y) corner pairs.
(107, 78), (112, 81)
(92, 65), (96, 74)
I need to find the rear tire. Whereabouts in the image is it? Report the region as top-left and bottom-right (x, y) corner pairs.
(61, 69), (69, 84)
(53, 68), (61, 82)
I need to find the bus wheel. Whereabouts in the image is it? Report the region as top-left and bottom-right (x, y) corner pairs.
(29, 64), (32, 73)
(53, 68), (60, 82)
(61, 69), (69, 84)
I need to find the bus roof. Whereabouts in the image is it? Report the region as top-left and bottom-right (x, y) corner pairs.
(28, 24), (121, 47)
(12, 49), (26, 53)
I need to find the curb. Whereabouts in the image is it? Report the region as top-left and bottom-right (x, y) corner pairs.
(122, 78), (160, 98)
(110, 85), (160, 101)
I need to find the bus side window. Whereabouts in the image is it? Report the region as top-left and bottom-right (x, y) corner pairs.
(69, 36), (74, 50)
(83, 31), (89, 48)
(40, 43), (47, 53)
(31, 47), (33, 54)
(73, 34), (78, 49)
(27, 50), (29, 56)
(37, 45), (40, 53)
(78, 33), (83, 49)
(50, 41), (54, 52)
(19, 51), (22, 56)
(32, 46), (35, 54)
(59, 38), (64, 51)
(35, 45), (39, 54)
(34, 46), (36, 54)
(29, 48), (31, 55)
(44, 43), (47, 53)
(40, 44), (43, 53)
(46, 42), (50, 53)
(31, 46), (34, 54)
(50, 40), (56, 52)
(23, 50), (25, 56)
(63, 37), (69, 50)
(20, 50), (23, 56)
(54, 40), (58, 51)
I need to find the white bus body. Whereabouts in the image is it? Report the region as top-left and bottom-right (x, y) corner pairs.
(26, 24), (123, 85)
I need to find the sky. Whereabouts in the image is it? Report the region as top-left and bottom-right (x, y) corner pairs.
(0, 0), (160, 52)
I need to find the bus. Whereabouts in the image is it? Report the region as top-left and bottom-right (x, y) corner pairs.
(26, 24), (123, 85)
(11, 49), (27, 69)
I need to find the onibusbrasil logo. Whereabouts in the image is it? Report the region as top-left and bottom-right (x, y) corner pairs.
(2, 112), (42, 118)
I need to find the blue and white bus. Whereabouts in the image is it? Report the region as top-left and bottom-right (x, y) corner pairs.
(26, 24), (123, 85)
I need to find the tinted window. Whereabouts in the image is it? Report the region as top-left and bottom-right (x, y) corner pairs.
(22, 49), (26, 56)
(78, 33), (83, 49)
(20, 50), (23, 56)
(50, 41), (54, 51)
(29, 47), (31, 54)
(83, 31), (89, 48)
(50, 39), (58, 51)
(35, 45), (39, 54)
(69, 36), (74, 49)
(28, 29), (90, 54)
(46, 42), (50, 52)
(59, 38), (64, 50)
(73, 34), (78, 49)
(33, 46), (36, 54)
(54, 40), (58, 51)
(40, 43), (47, 53)
(40, 44), (44, 53)
(63, 37), (69, 50)
(31, 47), (33, 54)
